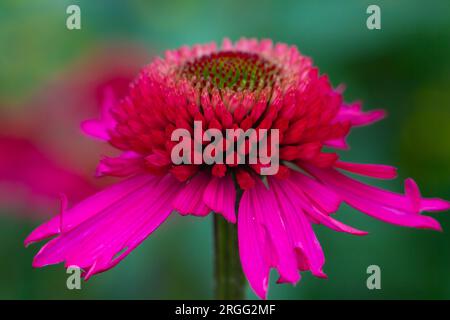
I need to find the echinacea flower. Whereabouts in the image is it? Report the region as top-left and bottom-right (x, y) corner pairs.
(25, 38), (449, 299)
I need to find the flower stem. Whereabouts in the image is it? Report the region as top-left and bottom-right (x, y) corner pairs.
(213, 190), (246, 300)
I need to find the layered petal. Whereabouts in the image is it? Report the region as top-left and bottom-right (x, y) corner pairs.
(334, 102), (385, 127)
(277, 174), (367, 235)
(335, 161), (397, 180)
(203, 174), (237, 223)
(324, 103), (385, 149)
(81, 87), (117, 141)
(173, 171), (211, 216)
(269, 178), (328, 277)
(238, 179), (299, 299)
(288, 170), (341, 213)
(304, 165), (449, 230)
(96, 151), (145, 178)
(25, 174), (155, 245)
(29, 173), (182, 278)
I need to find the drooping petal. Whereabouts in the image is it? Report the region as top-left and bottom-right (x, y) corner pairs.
(305, 165), (448, 230)
(269, 178), (328, 277)
(25, 174), (159, 246)
(289, 170), (341, 213)
(238, 179), (299, 299)
(279, 175), (367, 235)
(96, 151), (145, 178)
(404, 178), (450, 212)
(237, 193), (270, 299)
(335, 161), (397, 180)
(30, 174), (182, 278)
(334, 102), (385, 127)
(81, 87), (117, 141)
(324, 103), (385, 149)
(173, 171), (211, 216)
(203, 175), (237, 223)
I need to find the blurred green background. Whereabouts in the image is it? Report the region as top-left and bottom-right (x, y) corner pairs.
(0, 0), (449, 299)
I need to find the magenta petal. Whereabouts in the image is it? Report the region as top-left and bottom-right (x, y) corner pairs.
(324, 103), (385, 150)
(324, 137), (349, 150)
(238, 179), (299, 299)
(306, 166), (445, 230)
(238, 192), (270, 299)
(289, 171), (341, 213)
(96, 151), (145, 178)
(80, 87), (116, 141)
(31, 174), (182, 277)
(81, 119), (110, 141)
(280, 176), (367, 236)
(203, 175), (236, 223)
(336, 102), (386, 127)
(404, 178), (450, 212)
(173, 171), (211, 216)
(405, 178), (422, 212)
(421, 197), (450, 212)
(25, 174), (159, 246)
(335, 161), (398, 180)
(269, 178), (328, 277)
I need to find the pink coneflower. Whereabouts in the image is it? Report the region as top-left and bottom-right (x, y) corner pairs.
(25, 38), (449, 299)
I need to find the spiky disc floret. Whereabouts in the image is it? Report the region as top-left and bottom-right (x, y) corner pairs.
(179, 51), (281, 92)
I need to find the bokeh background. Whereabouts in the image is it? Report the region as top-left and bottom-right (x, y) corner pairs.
(0, 0), (449, 299)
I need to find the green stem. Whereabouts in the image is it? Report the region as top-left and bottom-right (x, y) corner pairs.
(213, 190), (246, 299)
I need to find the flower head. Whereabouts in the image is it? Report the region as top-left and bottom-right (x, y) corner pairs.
(25, 38), (449, 299)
